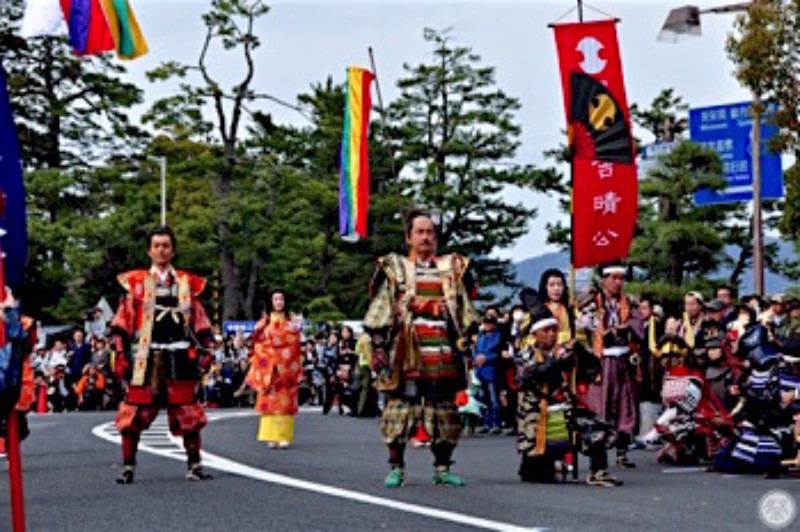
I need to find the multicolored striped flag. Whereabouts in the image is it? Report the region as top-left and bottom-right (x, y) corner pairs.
(100, 0), (148, 59)
(56, 0), (148, 60)
(60, 0), (115, 55)
(339, 67), (375, 241)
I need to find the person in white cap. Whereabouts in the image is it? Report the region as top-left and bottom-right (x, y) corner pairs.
(516, 303), (621, 486)
(584, 264), (640, 468)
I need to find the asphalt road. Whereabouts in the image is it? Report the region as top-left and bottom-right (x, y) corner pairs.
(1, 409), (798, 531)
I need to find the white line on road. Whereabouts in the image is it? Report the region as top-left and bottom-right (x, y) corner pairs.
(661, 467), (708, 474)
(92, 412), (544, 532)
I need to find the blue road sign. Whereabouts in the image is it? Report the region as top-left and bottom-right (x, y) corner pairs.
(639, 141), (678, 179)
(690, 101), (783, 205)
(223, 321), (257, 336)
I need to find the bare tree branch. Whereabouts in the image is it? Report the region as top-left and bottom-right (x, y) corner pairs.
(229, 10), (257, 146)
(198, 26), (229, 145)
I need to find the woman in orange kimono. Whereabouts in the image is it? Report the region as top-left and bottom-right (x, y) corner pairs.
(246, 291), (303, 448)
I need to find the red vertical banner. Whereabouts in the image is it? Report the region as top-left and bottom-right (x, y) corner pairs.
(552, 20), (638, 269)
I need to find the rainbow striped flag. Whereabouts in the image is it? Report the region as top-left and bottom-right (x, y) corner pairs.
(58, 0), (147, 59)
(100, 0), (148, 60)
(339, 67), (375, 241)
(60, 0), (114, 55)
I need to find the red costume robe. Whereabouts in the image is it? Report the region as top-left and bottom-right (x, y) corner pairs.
(111, 267), (212, 436)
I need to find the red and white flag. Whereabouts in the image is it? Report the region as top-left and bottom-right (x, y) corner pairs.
(553, 20), (638, 269)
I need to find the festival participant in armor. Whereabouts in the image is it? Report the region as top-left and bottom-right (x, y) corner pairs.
(246, 290), (303, 448)
(712, 325), (791, 477)
(111, 226), (214, 484)
(516, 304), (620, 486)
(780, 334), (800, 469)
(584, 264), (640, 468)
(364, 208), (479, 489)
(651, 335), (733, 465)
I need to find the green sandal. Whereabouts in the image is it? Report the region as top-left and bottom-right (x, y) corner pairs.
(384, 469), (405, 489)
(432, 469), (465, 487)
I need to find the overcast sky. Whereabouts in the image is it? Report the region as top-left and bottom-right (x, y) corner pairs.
(118, 0), (754, 261)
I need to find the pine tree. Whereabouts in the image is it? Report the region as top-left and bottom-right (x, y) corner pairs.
(388, 28), (558, 296)
(0, 0), (145, 320)
(631, 140), (732, 284)
(629, 91), (751, 302)
(145, 0), (273, 320)
(727, 0), (800, 284)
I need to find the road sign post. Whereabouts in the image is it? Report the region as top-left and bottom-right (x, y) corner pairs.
(690, 100), (783, 296)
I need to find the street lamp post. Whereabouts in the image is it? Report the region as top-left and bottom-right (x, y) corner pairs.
(751, 92), (764, 297)
(658, 2), (765, 296)
(148, 156), (167, 226)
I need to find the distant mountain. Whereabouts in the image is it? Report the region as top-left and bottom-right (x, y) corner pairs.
(503, 237), (800, 299)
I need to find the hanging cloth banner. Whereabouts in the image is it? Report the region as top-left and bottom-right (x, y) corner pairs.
(0, 64), (28, 288)
(552, 20), (638, 269)
(58, 0), (148, 59)
(339, 67), (375, 241)
(100, 0), (149, 60)
(60, 0), (115, 56)
(21, 0), (68, 38)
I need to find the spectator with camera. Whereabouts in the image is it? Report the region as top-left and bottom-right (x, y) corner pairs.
(75, 364), (106, 410)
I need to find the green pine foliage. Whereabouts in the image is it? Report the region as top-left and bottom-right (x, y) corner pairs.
(388, 28), (560, 298)
(727, 1), (800, 281)
(7, 0), (791, 324)
(1, 0), (146, 321)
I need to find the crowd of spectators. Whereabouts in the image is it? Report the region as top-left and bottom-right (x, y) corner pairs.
(29, 313), (382, 417)
(30, 328), (121, 413)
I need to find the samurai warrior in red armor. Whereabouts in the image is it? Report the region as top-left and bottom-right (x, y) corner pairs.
(111, 226), (214, 484)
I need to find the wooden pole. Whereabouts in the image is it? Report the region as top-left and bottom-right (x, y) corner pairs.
(568, 0), (584, 484)
(751, 93), (764, 296)
(367, 47), (404, 218)
(570, 0), (582, 307)
(0, 189), (25, 531)
(6, 414), (25, 532)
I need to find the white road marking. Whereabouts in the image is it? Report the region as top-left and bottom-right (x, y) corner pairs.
(661, 467), (708, 474)
(92, 411), (544, 532)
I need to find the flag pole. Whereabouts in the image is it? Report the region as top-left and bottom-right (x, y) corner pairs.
(0, 189), (25, 532)
(367, 47), (403, 218)
(566, 0), (584, 485)
(569, 0), (583, 309)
